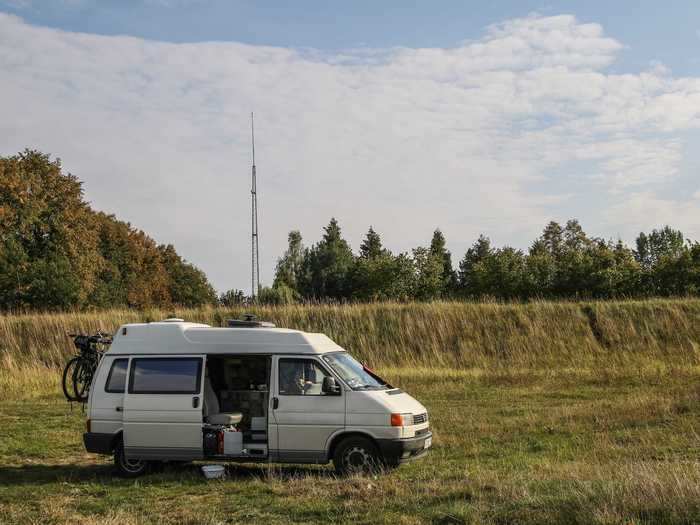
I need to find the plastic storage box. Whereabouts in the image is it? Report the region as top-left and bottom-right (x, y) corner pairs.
(223, 430), (243, 455)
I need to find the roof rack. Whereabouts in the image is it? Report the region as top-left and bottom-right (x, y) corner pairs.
(227, 314), (276, 328)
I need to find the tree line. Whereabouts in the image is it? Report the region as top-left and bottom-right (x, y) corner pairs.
(0, 150), (217, 310)
(5, 150), (699, 310)
(257, 217), (700, 303)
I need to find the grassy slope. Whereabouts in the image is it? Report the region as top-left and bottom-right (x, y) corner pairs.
(1, 299), (700, 524)
(2, 299), (700, 370)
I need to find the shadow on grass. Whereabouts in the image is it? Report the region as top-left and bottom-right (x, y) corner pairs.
(0, 461), (337, 486)
(0, 463), (112, 485)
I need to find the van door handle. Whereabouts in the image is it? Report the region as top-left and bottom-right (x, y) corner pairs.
(272, 397), (279, 410)
(192, 396), (200, 409)
(115, 406), (122, 412)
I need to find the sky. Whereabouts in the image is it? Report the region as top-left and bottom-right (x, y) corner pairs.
(1, 1), (700, 294)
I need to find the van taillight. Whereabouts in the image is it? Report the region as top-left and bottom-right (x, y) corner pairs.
(86, 419), (91, 433)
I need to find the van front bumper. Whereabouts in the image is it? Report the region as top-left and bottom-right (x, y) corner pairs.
(377, 431), (432, 465)
(83, 432), (114, 455)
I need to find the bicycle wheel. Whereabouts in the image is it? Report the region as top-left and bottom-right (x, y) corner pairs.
(62, 357), (81, 401)
(72, 357), (94, 402)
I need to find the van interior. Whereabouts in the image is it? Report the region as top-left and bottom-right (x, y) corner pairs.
(202, 355), (270, 459)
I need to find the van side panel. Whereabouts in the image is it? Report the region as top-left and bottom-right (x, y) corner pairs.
(270, 355), (345, 463)
(89, 355), (126, 437)
(122, 356), (205, 461)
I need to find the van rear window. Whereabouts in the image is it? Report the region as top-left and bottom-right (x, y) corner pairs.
(105, 358), (128, 393)
(129, 358), (202, 394)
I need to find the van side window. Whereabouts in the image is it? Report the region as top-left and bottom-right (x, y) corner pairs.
(105, 358), (129, 393)
(279, 359), (332, 396)
(129, 358), (202, 394)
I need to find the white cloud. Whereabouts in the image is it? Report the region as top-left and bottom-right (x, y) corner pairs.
(606, 191), (700, 237)
(1, 13), (700, 292)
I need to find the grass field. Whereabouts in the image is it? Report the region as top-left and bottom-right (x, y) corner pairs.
(1, 300), (700, 524)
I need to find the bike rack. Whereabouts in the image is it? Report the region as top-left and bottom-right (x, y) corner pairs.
(62, 331), (113, 404)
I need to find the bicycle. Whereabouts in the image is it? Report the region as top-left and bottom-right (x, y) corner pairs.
(62, 331), (113, 402)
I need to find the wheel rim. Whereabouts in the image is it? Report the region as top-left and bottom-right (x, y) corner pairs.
(343, 446), (373, 472)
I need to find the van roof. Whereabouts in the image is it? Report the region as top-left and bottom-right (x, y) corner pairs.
(106, 321), (345, 356)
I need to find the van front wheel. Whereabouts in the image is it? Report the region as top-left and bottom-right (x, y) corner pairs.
(114, 441), (148, 478)
(333, 436), (382, 476)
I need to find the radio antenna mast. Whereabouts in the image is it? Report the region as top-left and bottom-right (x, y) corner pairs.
(250, 112), (260, 300)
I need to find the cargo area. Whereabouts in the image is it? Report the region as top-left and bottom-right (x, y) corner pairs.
(202, 355), (270, 459)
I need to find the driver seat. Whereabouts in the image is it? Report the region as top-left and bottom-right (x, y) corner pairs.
(204, 377), (242, 425)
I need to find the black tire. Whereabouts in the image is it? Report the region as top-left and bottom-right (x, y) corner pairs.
(62, 357), (81, 402)
(333, 436), (382, 476)
(114, 441), (148, 478)
(72, 357), (93, 402)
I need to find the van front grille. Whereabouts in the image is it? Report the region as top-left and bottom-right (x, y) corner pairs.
(412, 413), (428, 425)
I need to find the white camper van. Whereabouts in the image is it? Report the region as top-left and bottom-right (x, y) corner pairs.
(83, 318), (431, 477)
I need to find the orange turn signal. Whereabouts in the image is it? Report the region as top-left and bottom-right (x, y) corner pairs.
(390, 413), (403, 427)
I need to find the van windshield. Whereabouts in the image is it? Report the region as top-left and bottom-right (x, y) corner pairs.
(322, 352), (388, 390)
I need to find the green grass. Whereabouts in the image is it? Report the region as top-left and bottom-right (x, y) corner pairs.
(1, 365), (699, 524)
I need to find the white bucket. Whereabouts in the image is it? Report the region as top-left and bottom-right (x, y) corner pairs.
(201, 464), (225, 479)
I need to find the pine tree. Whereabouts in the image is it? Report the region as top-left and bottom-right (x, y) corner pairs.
(359, 227), (384, 259)
(429, 229), (457, 297)
(458, 235), (492, 296)
(302, 218), (354, 300)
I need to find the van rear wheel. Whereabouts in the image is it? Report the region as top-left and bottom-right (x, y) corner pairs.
(333, 436), (382, 476)
(114, 441), (148, 478)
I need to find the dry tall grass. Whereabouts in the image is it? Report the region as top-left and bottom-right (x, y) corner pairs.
(2, 299), (699, 370)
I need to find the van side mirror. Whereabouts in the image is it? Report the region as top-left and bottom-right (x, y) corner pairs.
(322, 376), (341, 395)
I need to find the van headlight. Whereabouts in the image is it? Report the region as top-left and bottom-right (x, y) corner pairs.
(390, 413), (413, 427)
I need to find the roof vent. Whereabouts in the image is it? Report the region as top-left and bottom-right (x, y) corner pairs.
(227, 314), (276, 328)
(162, 318), (185, 323)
